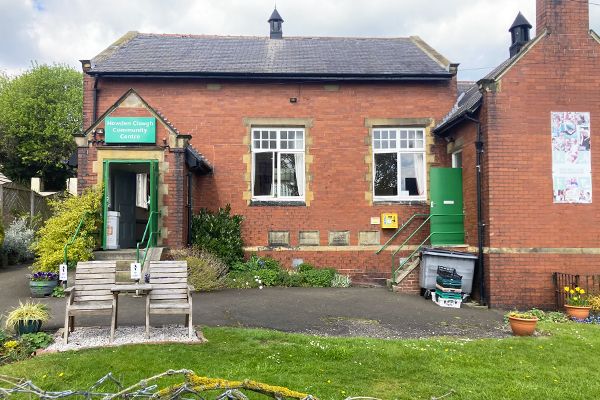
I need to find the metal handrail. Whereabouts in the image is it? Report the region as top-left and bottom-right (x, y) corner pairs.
(393, 230), (465, 282)
(136, 211), (161, 264)
(376, 213), (429, 255)
(63, 212), (91, 266)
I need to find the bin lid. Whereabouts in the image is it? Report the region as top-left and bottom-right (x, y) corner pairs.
(421, 247), (477, 260)
(107, 211), (121, 217)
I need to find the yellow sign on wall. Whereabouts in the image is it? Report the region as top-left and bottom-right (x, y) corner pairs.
(381, 213), (398, 229)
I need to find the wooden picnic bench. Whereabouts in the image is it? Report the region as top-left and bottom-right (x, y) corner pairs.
(64, 261), (117, 344)
(146, 261), (194, 338)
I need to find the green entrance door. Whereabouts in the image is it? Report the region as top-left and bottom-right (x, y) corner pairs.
(430, 168), (464, 245)
(102, 160), (159, 250)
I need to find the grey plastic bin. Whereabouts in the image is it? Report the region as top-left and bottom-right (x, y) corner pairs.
(420, 248), (477, 294)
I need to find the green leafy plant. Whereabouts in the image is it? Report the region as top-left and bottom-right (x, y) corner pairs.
(528, 308), (569, 323)
(331, 273), (352, 288)
(51, 286), (66, 298)
(30, 187), (102, 272)
(5, 301), (50, 331)
(589, 295), (600, 313)
(19, 332), (53, 350)
(255, 269), (279, 287)
(170, 248), (228, 291)
(191, 205), (244, 266)
(506, 311), (538, 320)
(563, 285), (589, 307)
(297, 263), (315, 273)
(0, 64), (82, 188)
(231, 255), (282, 273)
(300, 268), (336, 288)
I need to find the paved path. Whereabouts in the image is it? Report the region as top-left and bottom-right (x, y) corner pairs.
(1, 264), (506, 339)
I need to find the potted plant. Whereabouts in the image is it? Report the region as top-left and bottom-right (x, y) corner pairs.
(5, 301), (50, 335)
(29, 271), (59, 297)
(507, 311), (539, 336)
(563, 286), (591, 319)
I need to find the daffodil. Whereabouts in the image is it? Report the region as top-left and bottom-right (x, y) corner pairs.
(564, 286), (570, 292)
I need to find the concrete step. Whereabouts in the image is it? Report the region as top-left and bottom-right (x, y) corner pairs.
(93, 249), (142, 261)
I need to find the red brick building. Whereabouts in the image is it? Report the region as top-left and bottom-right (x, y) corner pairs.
(76, 0), (599, 308)
(76, 9), (458, 284)
(434, 0), (599, 308)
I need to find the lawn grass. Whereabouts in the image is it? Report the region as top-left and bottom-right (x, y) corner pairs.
(0, 322), (599, 399)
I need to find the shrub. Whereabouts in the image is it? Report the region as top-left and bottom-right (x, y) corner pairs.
(256, 268), (279, 286)
(191, 205), (244, 266)
(300, 268), (336, 287)
(2, 217), (35, 264)
(31, 188), (102, 272)
(170, 248), (228, 291)
(225, 271), (260, 289)
(5, 301), (50, 332)
(589, 295), (600, 313)
(297, 263), (315, 273)
(288, 272), (306, 287)
(331, 273), (352, 288)
(231, 255), (283, 273)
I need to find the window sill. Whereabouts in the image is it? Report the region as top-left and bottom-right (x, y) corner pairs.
(250, 200), (306, 207)
(373, 200), (428, 206)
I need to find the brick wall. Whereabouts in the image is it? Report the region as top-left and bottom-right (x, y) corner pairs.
(447, 0), (600, 308)
(80, 77), (456, 276)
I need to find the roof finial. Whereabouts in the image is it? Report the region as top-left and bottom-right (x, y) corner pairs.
(268, 6), (284, 39)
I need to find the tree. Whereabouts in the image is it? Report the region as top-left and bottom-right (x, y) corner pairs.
(0, 64), (82, 190)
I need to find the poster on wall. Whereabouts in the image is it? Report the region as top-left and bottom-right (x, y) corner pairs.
(551, 112), (592, 204)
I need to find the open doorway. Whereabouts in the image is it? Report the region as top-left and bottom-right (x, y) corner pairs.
(103, 160), (158, 249)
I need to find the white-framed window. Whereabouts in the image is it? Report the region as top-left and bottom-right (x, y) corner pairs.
(372, 127), (426, 201)
(252, 127), (305, 201)
(452, 150), (463, 168)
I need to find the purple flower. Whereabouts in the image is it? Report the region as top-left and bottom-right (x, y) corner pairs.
(30, 271), (59, 281)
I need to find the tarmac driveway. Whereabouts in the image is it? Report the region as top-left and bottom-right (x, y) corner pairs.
(1, 264), (506, 339)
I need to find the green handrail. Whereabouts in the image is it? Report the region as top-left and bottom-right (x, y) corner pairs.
(63, 212), (91, 266)
(393, 230), (465, 282)
(376, 213), (429, 255)
(136, 211), (161, 265)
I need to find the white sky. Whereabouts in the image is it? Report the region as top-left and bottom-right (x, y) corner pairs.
(1, 0), (599, 81)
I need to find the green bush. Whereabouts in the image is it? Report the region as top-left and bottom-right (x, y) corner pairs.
(191, 205), (244, 266)
(256, 268), (279, 286)
(297, 263), (315, 273)
(30, 188), (102, 272)
(288, 272), (306, 287)
(300, 268), (336, 287)
(231, 255), (282, 273)
(225, 271), (261, 289)
(170, 248), (228, 291)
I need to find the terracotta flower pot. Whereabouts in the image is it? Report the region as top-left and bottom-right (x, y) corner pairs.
(508, 316), (538, 336)
(564, 305), (592, 320)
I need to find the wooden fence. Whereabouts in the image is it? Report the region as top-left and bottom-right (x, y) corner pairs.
(0, 182), (56, 227)
(553, 272), (600, 309)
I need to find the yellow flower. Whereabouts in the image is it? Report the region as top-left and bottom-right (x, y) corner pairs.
(3, 340), (18, 349)
(575, 287), (581, 292)
(564, 286), (570, 292)
(580, 289), (586, 294)
(570, 290), (575, 295)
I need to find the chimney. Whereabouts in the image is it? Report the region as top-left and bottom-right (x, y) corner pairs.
(536, 0), (590, 35)
(268, 8), (284, 39)
(509, 12), (532, 57)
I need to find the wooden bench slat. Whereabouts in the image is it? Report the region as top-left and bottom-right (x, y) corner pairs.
(75, 273), (116, 280)
(150, 272), (188, 278)
(150, 294), (188, 300)
(74, 294), (114, 301)
(75, 284), (115, 290)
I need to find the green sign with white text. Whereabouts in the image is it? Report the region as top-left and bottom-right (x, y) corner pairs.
(105, 117), (156, 144)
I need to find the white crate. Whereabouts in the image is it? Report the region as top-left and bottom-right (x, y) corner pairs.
(432, 293), (462, 309)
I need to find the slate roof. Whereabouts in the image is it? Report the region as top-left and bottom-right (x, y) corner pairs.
(269, 9), (283, 22)
(88, 32), (453, 80)
(510, 12), (532, 30)
(433, 82), (482, 135)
